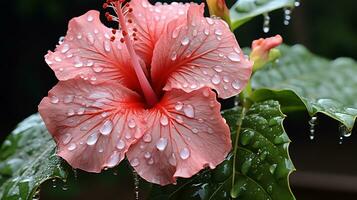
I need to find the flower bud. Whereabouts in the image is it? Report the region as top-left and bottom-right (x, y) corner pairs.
(206, 0), (231, 25)
(250, 35), (283, 71)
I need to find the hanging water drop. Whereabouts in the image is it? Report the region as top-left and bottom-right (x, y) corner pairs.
(283, 8), (292, 25)
(294, 0), (300, 7)
(132, 168), (140, 200)
(308, 116), (317, 140)
(338, 124), (351, 144)
(52, 179), (57, 188)
(263, 13), (270, 33)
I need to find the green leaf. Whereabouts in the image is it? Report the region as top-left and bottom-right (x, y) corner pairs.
(230, 0), (296, 30)
(149, 100), (295, 200)
(251, 44), (357, 131)
(0, 114), (69, 200)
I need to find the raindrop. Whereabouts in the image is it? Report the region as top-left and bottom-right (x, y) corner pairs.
(104, 40), (111, 52)
(93, 65), (104, 72)
(204, 28), (210, 36)
(294, 0), (300, 7)
(86, 132), (99, 145)
(131, 158), (140, 167)
(67, 109), (75, 116)
(58, 36), (65, 44)
(55, 56), (62, 62)
(87, 60), (94, 67)
(175, 102), (183, 111)
(192, 128), (199, 134)
(183, 105), (195, 118)
(144, 152), (151, 159)
(339, 124), (351, 144)
(214, 65), (223, 72)
(87, 15), (94, 22)
(62, 133), (72, 145)
(61, 44), (70, 53)
(228, 52), (241, 62)
(77, 107), (85, 115)
(175, 115), (184, 123)
(263, 13), (270, 33)
(143, 134), (152, 143)
(52, 179), (57, 188)
(107, 152), (120, 167)
(169, 153), (177, 166)
(170, 51), (177, 61)
(67, 143), (77, 151)
(231, 80), (241, 90)
(283, 8), (292, 25)
(116, 139), (125, 150)
(156, 137), (168, 151)
(179, 148), (190, 160)
(308, 116), (317, 140)
(160, 115), (169, 126)
(132, 168), (140, 200)
(214, 29), (223, 36)
(211, 74), (221, 85)
(128, 119), (136, 128)
(172, 27), (180, 38)
(181, 37), (190, 46)
(100, 120), (113, 135)
(62, 183), (69, 191)
(51, 96), (59, 104)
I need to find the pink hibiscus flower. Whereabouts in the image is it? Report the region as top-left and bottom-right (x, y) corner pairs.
(39, 0), (252, 185)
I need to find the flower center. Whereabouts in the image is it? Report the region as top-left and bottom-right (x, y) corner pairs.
(103, 0), (158, 107)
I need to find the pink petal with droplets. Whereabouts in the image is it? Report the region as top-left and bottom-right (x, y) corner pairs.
(127, 0), (191, 65)
(126, 88), (231, 185)
(38, 79), (146, 172)
(45, 10), (141, 92)
(150, 4), (253, 98)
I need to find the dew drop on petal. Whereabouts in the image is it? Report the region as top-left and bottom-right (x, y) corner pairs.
(156, 137), (168, 151)
(68, 143), (77, 151)
(179, 148), (190, 160)
(175, 102), (183, 111)
(51, 96), (59, 104)
(160, 115), (169, 126)
(214, 29), (223, 36)
(143, 134), (152, 143)
(206, 18), (214, 25)
(62, 133), (72, 145)
(77, 107), (85, 115)
(204, 28), (210, 36)
(202, 89), (210, 97)
(107, 152), (120, 167)
(144, 152), (151, 159)
(169, 153), (177, 166)
(87, 15), (94, 22)
(128, 119), (136, 128)
(55, 57), (62, 62)
(228, 53), (241, 62)
(147, 158), (154, 165)
(93, 65), (104, 73)
(87, 60), (94, 67)
(181, 37), (190, 46)
(67, 109), (75, 116)
(104, 40), (111, 52)
(223, 76), (230, 83)
(61, 44), (70, 53)
(64, 95), (74, 104)
(184, 105), (195, 118)
(100, 120), (113, 135)
(131, 158), (140, 167)
(86, 132), (99, 145)
(192, 128), (199, 134)
(175, 115), (184, 123)
(211, 74), (221, 85)
(232, 80), (241, 90)
(214, 65), (223, 72)
(116, 139), (125, 150)
(172, 27), (180, 39)
(170, 51), (177, 61)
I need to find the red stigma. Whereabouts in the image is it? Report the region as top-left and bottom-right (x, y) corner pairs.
(112, 29), (117, 34)
(128, 19), (133, 23)
(120, 38), (125, 43)
(110, 36), (116, 42)
(102, 3), (108, 9)
(122, 30), (128, 36)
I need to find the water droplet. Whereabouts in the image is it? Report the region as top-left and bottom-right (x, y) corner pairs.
(214, 29), (223, 36)
(51, 96), (59, 104)
(231, 80), (241, 89)
(228, 52), (241, 62)
(86, 60), (94, 67)
(68, 143), (77, 151)
(156, 137), (168, 151)
(131, 158), (140, 167)
(55, 56), (62, 62)
(170, 51), (177, 61)
(192, 128), (199, 134)
(202, 89), (210, 97)
(214, 65), (223, 72)
(63, 95), (74, 104)
(183, 105), (195, 118)
(61, 44), (70, 53)
(128, 119), (136, 128)
(175, 102), (183, 111)
(283, 8), (292, 25)
(206, 18), (214, 25)
(104, 40), (111, 52)
(263, 13), (270, 33)
(147, 158), (154, 165)
(179, 148), (190, 160)
(143, 134), (152, 143)
(175, 115), (184, 123)
(204, 28), (210, 36)
(74, 60), (83, 68)
(172, 27), (180, 38)
(339, 124), (351, 144)
(93, 65), (104, 72)
(116, 139), (125, 150)
(144, 152), (151, 159)
(58, 36), (65, 44)
(77, 33), (82, 40)
(132, 169), (140, 200)
(67, 109), (75, 116)
(77, 107), (85, 115)
(100, 120), (113, 135)
(308, 116), (317, 140)
(160, 115), (169, 126)
(294, 0), (300, 7)
(169, 153), (177, 166)
(211, 74), (221, 85)
(181, 37), (190, 46)
(192, 29), (198, 36)
(62, 133), (72, 145)
(107, 152), (120, 167)
(86, 32), (95, 44)
(87, 15), (94, 22)
(86, 132), (99, 145)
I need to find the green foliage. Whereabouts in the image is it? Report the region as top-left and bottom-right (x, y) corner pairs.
(149, 100), (295, 200)
(0, 114), (69, 200)
(251, 44), (357, 131)
(230, 0), (296, 30)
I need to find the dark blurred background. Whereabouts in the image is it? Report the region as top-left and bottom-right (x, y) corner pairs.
(0, 0), (356, 199)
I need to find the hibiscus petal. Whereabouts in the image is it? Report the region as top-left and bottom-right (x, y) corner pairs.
(45, 10), (141, 91)
(38, 79), (146, 172)
(127, 0), (191, 65)
(150, 4), (253, 98)
(126, 88), (231, 185)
